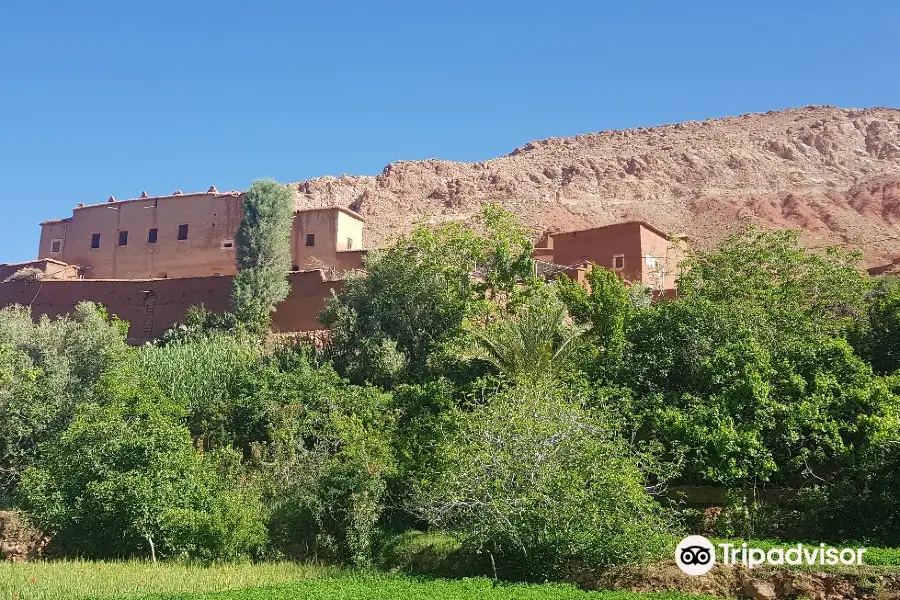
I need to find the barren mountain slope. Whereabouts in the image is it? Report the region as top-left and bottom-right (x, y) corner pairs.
(290, 106), (900, 266)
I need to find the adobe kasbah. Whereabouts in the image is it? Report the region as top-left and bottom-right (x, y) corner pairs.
(0, 186), (684, 343)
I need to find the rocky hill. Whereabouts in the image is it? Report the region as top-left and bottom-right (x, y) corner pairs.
(290, 106), (900, 267)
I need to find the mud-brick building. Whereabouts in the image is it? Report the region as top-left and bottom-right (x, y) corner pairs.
(534, 221), (687, 292)
(1, 186), (687, 341)
(37, 188), (366, 280)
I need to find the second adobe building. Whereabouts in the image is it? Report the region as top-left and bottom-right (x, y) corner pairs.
(0, 186), (687, 342)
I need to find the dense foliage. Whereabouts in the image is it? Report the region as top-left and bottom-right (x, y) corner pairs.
(1, 212), (899, 571)
(416, 377), (671, 579)
(232, 179), (295, 331)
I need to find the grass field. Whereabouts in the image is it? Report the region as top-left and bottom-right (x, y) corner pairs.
(0, 562), (719, 600)
(105, 576), (718, 600)
(0, 561), (327, 600)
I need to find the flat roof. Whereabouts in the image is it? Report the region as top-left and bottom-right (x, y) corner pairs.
(294, 206), (366, 222)
(39, 190), (366, 225)
(554, 220), (673, 239)
(72, 190), (243, 213)
(0, 258), (75, 269)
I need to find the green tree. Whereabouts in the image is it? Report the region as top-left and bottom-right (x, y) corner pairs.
(556, 265), (630, 360)
(319, 204), (536, 386)
(858, 280), (900, 374)
(461, 288), (586, 378)
(677, 226), (872, 339)
(18, 368), (266, 560)
(0, 303), (128, 495)
(232, 179), (295, 331)
(248, 352), (396, 565)
(415, 378), (672, 580)
(619, 297), (898, 485)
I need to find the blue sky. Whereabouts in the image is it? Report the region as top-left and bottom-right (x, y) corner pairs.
(1, 0), (897, 263)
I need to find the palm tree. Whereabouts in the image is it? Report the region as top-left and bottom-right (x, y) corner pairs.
(464, 297), (587, 377)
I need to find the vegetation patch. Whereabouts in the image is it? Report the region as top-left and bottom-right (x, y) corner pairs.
(92, 574), (719, 600)
(0, 561), (326, 600)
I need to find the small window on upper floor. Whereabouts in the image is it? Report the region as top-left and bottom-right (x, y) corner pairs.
(148, 228), (158, 244)
(50, 239), (62, 253)
(178, 224), (189, 241)
(221, 239), (234, 250)
(306, 233), (315, 247)
(612, 254), (625, 270)
(90, 233), (101, 250)
(118, 231), (128, 246)
(347, 237), (354, 250)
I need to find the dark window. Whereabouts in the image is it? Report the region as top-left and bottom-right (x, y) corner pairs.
(118, 231), (128, 246)
(50, 239), (62, 253)
(90, 233), (100, 249)
(613, 255), (625, 269)
(148, 228), (158, 244)
(306, 233), (315, 247)
(178, 224), (189, 241)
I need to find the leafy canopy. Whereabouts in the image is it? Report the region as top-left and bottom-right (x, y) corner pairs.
(232, 179), (295, 331)
(415, 377), (672, 579)
(319, 204), (537, 386)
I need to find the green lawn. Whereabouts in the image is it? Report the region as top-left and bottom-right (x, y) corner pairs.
(96, 574), (716, 600)
(0, 562), (719, 600)
(0, 561), (327, 600)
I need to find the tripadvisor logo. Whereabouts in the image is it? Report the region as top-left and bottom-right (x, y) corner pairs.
(675, 535), (866, 576)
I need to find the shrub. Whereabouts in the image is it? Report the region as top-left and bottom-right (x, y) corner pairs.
(132, 334), (259, 449)
(619, 297), (898, 485)
(415, 377), (673, 580)
(809, 434), (900, 544)
(0, 303), (128, 494)
(18, 369), (266, 561)
(249, 356), (397, 565)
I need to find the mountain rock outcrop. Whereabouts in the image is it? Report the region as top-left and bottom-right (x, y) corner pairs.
(290, 106), (900, 266)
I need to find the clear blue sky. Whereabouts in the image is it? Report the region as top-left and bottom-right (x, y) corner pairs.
(1, 0), (897, 263)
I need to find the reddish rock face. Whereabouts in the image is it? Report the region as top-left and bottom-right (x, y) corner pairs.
(289, 106), (900, 267)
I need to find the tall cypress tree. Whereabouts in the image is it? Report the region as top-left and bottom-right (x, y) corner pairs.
(231, 179), (294, 331)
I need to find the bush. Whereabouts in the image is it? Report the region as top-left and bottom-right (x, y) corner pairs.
(0, 303), (128, 494)
(808, 434), (900, 544)
(619, 297), (898, 485)
(415, 377), (673, 580)
(18, 369), (266, 561)
(249, 355), (397, 565)
(132, 334), (259, 449)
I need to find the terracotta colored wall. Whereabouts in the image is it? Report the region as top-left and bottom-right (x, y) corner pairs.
(291, 210), (338, 269)
(39, 192), (245, 280)
(0, 271), (341, 344)
(290, 209), (364, 270)
(334, 249), (367, 270)
(550, 223), (645, 282)
(39, 196), (365, 279)
(639, 225), (682, 291)
(0, 259), (81, 281)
